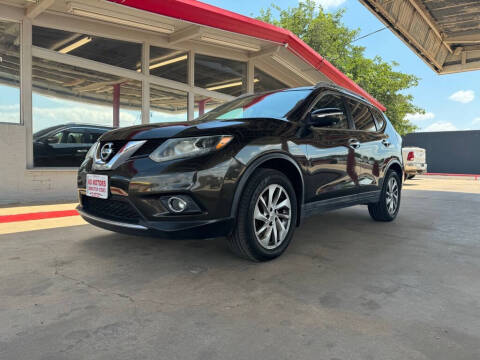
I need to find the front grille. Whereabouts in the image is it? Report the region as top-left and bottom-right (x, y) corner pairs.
(98, 140), (128, 160)
(82, 196), (141, 224)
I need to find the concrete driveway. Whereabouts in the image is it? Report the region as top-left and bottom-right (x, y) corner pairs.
(1, 177), (480, 360)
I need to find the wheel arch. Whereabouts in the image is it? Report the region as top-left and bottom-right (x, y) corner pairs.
(385, 159), (404, 186)
(231, 152), (305, 226)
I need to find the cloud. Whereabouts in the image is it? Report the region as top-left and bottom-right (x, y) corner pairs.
(0, 104), (20, 123)
(32, 102), (141, 132)
(423, 121), (457, 132)
(311, 0), (347, 9)
(449, 90), (475, 104)
(405, 112), (435, 122)
(472, 117), (480, 124)
(0, 104), (20, 111)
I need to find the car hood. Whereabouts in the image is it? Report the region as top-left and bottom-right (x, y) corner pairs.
(99, 118), (286, 141)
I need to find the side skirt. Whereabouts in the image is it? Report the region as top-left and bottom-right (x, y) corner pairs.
(301, 191), (381, 219)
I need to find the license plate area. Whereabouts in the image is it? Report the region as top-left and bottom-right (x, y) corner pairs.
(86, 174), (109, 199)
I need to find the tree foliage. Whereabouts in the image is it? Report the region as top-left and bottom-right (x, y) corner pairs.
(257, 0), (422, 134)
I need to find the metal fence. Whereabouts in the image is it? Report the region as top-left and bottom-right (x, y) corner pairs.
(403, 130), (480, 174)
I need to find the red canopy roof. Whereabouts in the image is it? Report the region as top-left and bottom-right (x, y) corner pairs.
(107, 0), (386, 111)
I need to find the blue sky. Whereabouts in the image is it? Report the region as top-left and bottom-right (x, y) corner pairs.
(203, 0), (480, 132)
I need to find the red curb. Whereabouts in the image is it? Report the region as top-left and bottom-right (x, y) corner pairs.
(0, 210), (79, 223)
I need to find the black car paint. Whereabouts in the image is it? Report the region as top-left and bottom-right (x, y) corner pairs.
(77, 84), (403, 239)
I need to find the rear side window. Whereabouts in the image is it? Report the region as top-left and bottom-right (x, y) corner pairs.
(311, 94), (348, 129)
(347, 99), (376, 131)
(372, 110), (386, 131)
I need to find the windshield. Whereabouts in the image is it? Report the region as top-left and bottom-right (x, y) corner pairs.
(196, 89), (310, 121)
(33, 125), (64, 139)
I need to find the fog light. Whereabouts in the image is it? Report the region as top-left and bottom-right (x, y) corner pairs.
(167, 196), (187, 213)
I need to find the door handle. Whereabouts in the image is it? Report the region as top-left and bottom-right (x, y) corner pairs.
(348, 138), (361, 149)
(381, 139), (391, 147)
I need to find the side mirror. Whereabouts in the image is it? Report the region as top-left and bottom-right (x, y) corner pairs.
(45, 136), (58, 144)
(309, 108), (343, 127)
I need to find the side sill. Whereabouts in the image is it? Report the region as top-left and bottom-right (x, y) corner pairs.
(301, 191), (381, 219)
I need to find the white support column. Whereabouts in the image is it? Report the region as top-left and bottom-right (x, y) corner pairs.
(187, 50), (195, 121)
(247, 60), (255, 94)
(141, 42), (150, 124)
(21, 18), (33, 168)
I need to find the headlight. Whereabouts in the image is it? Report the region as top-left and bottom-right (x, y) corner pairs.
(85, 141), (99, 160)
(149, 135), (234, 163)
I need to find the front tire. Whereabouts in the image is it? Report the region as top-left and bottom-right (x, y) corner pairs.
(368, 170), (401, 222)
(228, 168), (297, 261)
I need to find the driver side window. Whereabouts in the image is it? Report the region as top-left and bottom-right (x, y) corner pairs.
(311, 94), (348, 129)
(47, 131), (64, 144)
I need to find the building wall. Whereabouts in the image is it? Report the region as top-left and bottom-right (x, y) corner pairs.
(403, 130), (480, 174)
(0, 1), (319, 205)
(0, 124), (77, 204)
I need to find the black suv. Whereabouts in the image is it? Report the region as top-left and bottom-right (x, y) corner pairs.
(34, 124), (111, 167)
(77, 83), (403, 261)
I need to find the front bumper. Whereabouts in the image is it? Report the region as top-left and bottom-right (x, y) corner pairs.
(77, 206), (234, 239)
(405, 162), (427, 175)
(77, 150), (244, 239)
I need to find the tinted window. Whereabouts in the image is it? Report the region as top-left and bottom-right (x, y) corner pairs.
(65, 129), (90, 144)
(195, 54), (247, 97)
(196, 90), (309, 121)
(254, 68), (287, 93)
(33, 26), (142, 71)
(372, 110), (385, 130)
(150, 46), (188, 83)
(347, 99), (376, 131)
(311, 94), (348, 129)
(48, 131), (64, 144)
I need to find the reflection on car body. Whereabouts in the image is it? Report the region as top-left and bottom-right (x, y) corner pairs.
(33, 124), (112, 167)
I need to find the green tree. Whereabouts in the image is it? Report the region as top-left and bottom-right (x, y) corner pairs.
(257, 0), (421, 134)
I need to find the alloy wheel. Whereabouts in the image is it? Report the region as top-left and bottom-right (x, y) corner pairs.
(386, 177), (399, 215)
(253, 184), (292, 250)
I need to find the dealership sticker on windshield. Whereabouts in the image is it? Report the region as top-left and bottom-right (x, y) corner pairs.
(86, 174), (109, 199)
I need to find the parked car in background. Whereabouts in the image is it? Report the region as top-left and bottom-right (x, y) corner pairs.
(34, 124), (112, 167)
(77, 83), (403, 261)
(402, 147), (427, 179)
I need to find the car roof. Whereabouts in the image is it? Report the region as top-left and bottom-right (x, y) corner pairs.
(266, 83), (374, 107)
(314, 82), (372, 105)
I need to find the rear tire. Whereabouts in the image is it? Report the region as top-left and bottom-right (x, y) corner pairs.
(368, 170), (401, 222)
(228, 168), (297, 261)
(407, 174), (415, 180)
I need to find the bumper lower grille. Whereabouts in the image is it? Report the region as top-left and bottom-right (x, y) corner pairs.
(82, 196), (141, 224)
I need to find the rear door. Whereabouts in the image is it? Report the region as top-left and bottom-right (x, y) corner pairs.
(345, 98), (388, 193)
(303, 92), (357, 202)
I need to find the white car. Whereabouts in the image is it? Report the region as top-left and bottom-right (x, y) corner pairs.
(402, 147), (427, 179)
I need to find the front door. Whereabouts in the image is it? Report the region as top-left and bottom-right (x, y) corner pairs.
(303, 92), (358, 202)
